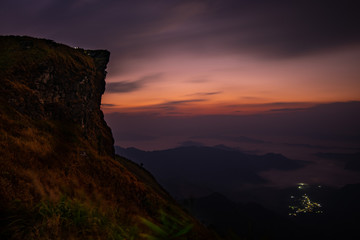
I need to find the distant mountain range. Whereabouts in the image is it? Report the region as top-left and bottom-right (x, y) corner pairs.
(115, 145), (308, 198)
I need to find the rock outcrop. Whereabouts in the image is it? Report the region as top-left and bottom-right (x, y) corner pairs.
(0, 36), (218, 240)
(0, 36), (114, 157)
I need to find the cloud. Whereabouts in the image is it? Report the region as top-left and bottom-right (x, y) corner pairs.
(106, 81), (142, 93)
(241, 96), (267, 100)
(187, 77), (210, 83)
(264, 102), (309, 106)
(269, 108), (307, 112)
(101, 103), (117, 107)
(226, 102), (314, 109)
(2, 0), (359, 64)
(154, 99), (207, 112)
(193, 135), (268, 144)
(115, 99), (207, 114)
(186, 0), (360, 58)
(187, 91), (222, 96)
(106, 73), (162, 93)
(162, 99), (206, 105)
(104, 0), (360, 59)
(105, 101), (360, 150)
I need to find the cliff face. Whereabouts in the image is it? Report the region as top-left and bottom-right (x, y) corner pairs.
(0, 36), (218, 240)
(0, 36), (114, 157)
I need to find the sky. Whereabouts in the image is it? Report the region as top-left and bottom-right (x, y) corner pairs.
(1, 0), (360, 115)
(1, 0), (359, 149)
(1, 0), (360, 189)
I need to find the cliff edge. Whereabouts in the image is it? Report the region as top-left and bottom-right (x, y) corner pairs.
(0, 36), (114, 157)
(0, 36), (218, 240)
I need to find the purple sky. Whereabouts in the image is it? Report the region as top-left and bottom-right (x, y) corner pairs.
(1, 0), (359, 117)
(2, 0), (359, 147)
(1, 0), (360, 186)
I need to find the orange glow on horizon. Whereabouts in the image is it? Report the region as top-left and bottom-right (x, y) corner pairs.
(102, 46), (360, 116)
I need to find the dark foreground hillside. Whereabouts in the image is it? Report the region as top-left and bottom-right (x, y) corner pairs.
(0, 36), (218, 240)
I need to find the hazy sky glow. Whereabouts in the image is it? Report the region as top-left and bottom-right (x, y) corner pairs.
(102, 46), (360, 115)
(1, 0), (359, 116)
(2, 1), (360, 188)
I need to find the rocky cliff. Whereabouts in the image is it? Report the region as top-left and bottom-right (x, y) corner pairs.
(0, 36), (218, 240)
(0, 36), (114, 157)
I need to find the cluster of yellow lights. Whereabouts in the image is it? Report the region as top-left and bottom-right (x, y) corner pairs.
(289, 194), (323, 216)
(297, 182), (309, 190)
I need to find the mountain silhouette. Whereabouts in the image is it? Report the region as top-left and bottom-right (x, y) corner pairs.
(116, 145), (307, 198)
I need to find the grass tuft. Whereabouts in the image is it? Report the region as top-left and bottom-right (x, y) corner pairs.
(1, 196), (136, 240)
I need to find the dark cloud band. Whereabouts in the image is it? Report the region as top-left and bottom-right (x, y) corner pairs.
(106, 73), (163, 93)
(1, 0), (359, 65)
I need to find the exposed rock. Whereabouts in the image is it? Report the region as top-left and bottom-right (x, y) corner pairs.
(0, 35), (114, 157)
(0, 36), (218, 240)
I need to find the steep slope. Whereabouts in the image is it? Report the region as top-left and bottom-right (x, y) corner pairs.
(0, 36), (218, 240)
